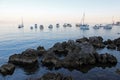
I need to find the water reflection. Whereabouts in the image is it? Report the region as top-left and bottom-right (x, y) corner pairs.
(43, 63), (117, 73)
(0, 24), (120, 80)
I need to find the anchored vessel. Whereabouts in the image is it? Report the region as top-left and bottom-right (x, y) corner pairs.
(80, 13), (89, 30)
(18, 18), (24, 28)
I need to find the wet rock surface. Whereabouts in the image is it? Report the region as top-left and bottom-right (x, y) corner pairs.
(104, 37), (120, 51)
(8, 49), (38, 67)
(41, 39), (117, 69)
(37, 46), (47, 56)
(89, 36), (105, 48)
(0, 63), (15, 75)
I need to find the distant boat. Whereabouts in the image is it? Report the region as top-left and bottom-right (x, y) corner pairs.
(40, 25), (44, 29)
(103, 24), (112, 29)
(48, 24), (53, 29)
(67, 24), (72, 27)
(76, 23), (81, 27)
(80, 13), (89, 30)
(56, 24), (60, 28)
(18, 18), (24, 28)
(30, 26), (33, 29)
(63, 23), (67, 27)
(35, 24), (37, 29)
(63, 23), (72, 27)
(93, 24), (101, 29)
(115, 22), (120, 26)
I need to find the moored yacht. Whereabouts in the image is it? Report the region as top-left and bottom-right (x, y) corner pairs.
(35, 24), (37, 28)
(40, 25), (44, 29)
(80, 13), (89, 30)
(56, 24), (60, 28)
(93, 24), (102, 29)
(103, 24), (112, 29)
(48, 24), (53, 29)
(18, 18), (24, 28)
(63, 23), (72, 27)
(30, 26), (33, 29)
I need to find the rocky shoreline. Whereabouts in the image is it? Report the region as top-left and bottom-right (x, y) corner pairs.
(0, 36), (120, 79)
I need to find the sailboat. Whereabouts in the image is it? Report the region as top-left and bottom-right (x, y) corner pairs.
(80, 13), (89, 30)
(103, 17), (113, 30)
(18, 18), (24, 28)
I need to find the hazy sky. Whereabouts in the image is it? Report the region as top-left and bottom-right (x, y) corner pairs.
(0, 0), (120, 24)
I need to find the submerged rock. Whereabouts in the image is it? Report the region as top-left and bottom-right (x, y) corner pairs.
(0, 63), (15, 75)
(31, 72), (73, 80)
(9, 49), (38, 67)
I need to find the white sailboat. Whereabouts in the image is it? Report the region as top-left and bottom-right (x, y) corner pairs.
(80, 13), (89, 30)
(18, 18), (24, 28)
(103, 24), (112, 29)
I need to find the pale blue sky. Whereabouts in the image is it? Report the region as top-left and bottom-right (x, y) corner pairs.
(0, 0), (120, 24)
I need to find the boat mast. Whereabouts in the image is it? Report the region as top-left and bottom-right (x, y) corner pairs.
(21, 17), (24, 27)
(83, 13), (85, 25)
(112, 16), (114, 25)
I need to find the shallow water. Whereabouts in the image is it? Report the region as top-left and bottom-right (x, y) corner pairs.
(0, 24), (120, 80)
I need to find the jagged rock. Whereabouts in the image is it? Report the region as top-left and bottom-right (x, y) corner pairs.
(37, 46), (47, 56)
(89, 36), (105, 48)
(0, 63), (15, 75)
(114, 37), (120, 47)
(95, 53), (117, 64)
(107, 44), (116, 49)
(104, 39), (114, 45)
(41, 38), (117, 70)
(76, 37), (89, 43)
(41, 54), (61, 67)
(9, 49), (38, 67)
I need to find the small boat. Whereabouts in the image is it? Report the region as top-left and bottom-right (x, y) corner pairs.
(48, 24), (53, 29)
(103, 24), (112, 29)
(56, 24), (60, 28)
(40, 25), (44, 29)
(18, 18), (24, 28)
(76, 24), (81, 27)
(63, 23), (67, 27)
(63, 23), (72, 27)
(67, 24), (72, 27)
(30, 26), (33, 29)
(80, 13), (89, 30)
(80, 24), (89, 30)
(35, 24), (37, 28)
(93, 24), (101, 29)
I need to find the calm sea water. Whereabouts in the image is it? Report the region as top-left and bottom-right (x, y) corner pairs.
(0, 23), (120, 80)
